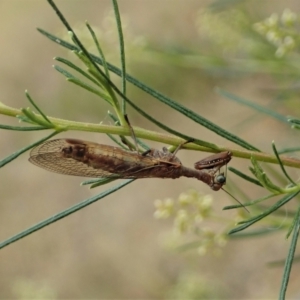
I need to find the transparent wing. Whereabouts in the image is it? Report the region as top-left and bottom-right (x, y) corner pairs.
(29, 152), (121, 178)
(29, 139), (121, 178)
(30, 139), (93, 156)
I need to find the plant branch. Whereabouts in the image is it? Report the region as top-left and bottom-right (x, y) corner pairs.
(1, 101), (300, 168)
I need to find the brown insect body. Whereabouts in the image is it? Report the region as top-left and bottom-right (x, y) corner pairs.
(29, 139), (210, 182)
(61, 139), (170, 177)
(194, 151), (233, 191)
(29, 139), (248, 209)
(29, 139), (228, 190)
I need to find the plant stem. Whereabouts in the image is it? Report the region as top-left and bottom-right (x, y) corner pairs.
(1, 101), (300, 168)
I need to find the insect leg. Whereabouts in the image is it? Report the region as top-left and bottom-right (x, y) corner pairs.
(194, 151), (232, 175)
(124, 114), (140, 154)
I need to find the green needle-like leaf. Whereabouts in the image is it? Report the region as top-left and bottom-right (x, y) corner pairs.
(0, 124), (48, 131)
(216, 88), (289, 124)
(286, 206), (300, 239)
(0, 179), (133, 250)
(228, 192), (300, 234)
(278, 147), (300, 154)
(272, 141), (296, 185)
(289, 118), (300, 125)
(37, 28), (260, 151)
(229, 166), (263, 187)
(112, 0), (127, 112)
(224, 193), (276, 210)
(85, 22), (110, 79)
(81, 177), (121, 188)
(279, 207), (300, 299)
(229, 228), (281, 238)
(25, 91), (53, 125)
(55, 56), (101, 86)
(251, 156), (285, 193)
(54, 65), (113, 104)
(21, 108), (54, 128)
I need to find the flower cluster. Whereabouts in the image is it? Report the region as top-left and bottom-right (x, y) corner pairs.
(154, 189), (213, 231)
(154, 189), (229, 256)
(253, 9), (298, 57)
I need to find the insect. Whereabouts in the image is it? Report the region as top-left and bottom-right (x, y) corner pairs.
(194, 151), (232, 190)
(194, 151), (232, 173)
(29, 138), (225, 191)
(195, 151), (249, 212)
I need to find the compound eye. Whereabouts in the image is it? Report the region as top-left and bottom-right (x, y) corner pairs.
(215, 174), (226, 184)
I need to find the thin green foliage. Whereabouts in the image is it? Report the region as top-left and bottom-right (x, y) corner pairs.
(53, 65), (113, 103)
(0, 2), (300, 297)
(112, 0), (127, 112)
(106, 111), (134, 148)
(80, 177), (116, 187)
(286, 206), (300, 239)
(278, 147), (300, 154)
(21, 107), (53, 128)
(50, 32), (221, 150)
(272, 142), (297, 185)
(229, 166), (263, 187)
(288, 117), (300, 128)
(0, 124), (47, 131)
(216, 88), (290, 124)
(228, 228), (282, 238)
(85, 22), (110, 79)
(25, 91), (53, 125)
(279, 207), (300, 299)
(36, 28), (260, 151)
(0, 179), (133, 249)
(228, 191), (300, 234)
(268, 256), (300, 268)
(224, 193), (277, 210)
(250, 156), (286, 194)
(55, 56), (101, 86)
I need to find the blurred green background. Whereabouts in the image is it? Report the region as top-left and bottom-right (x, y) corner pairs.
(1, 0), (300, 298)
